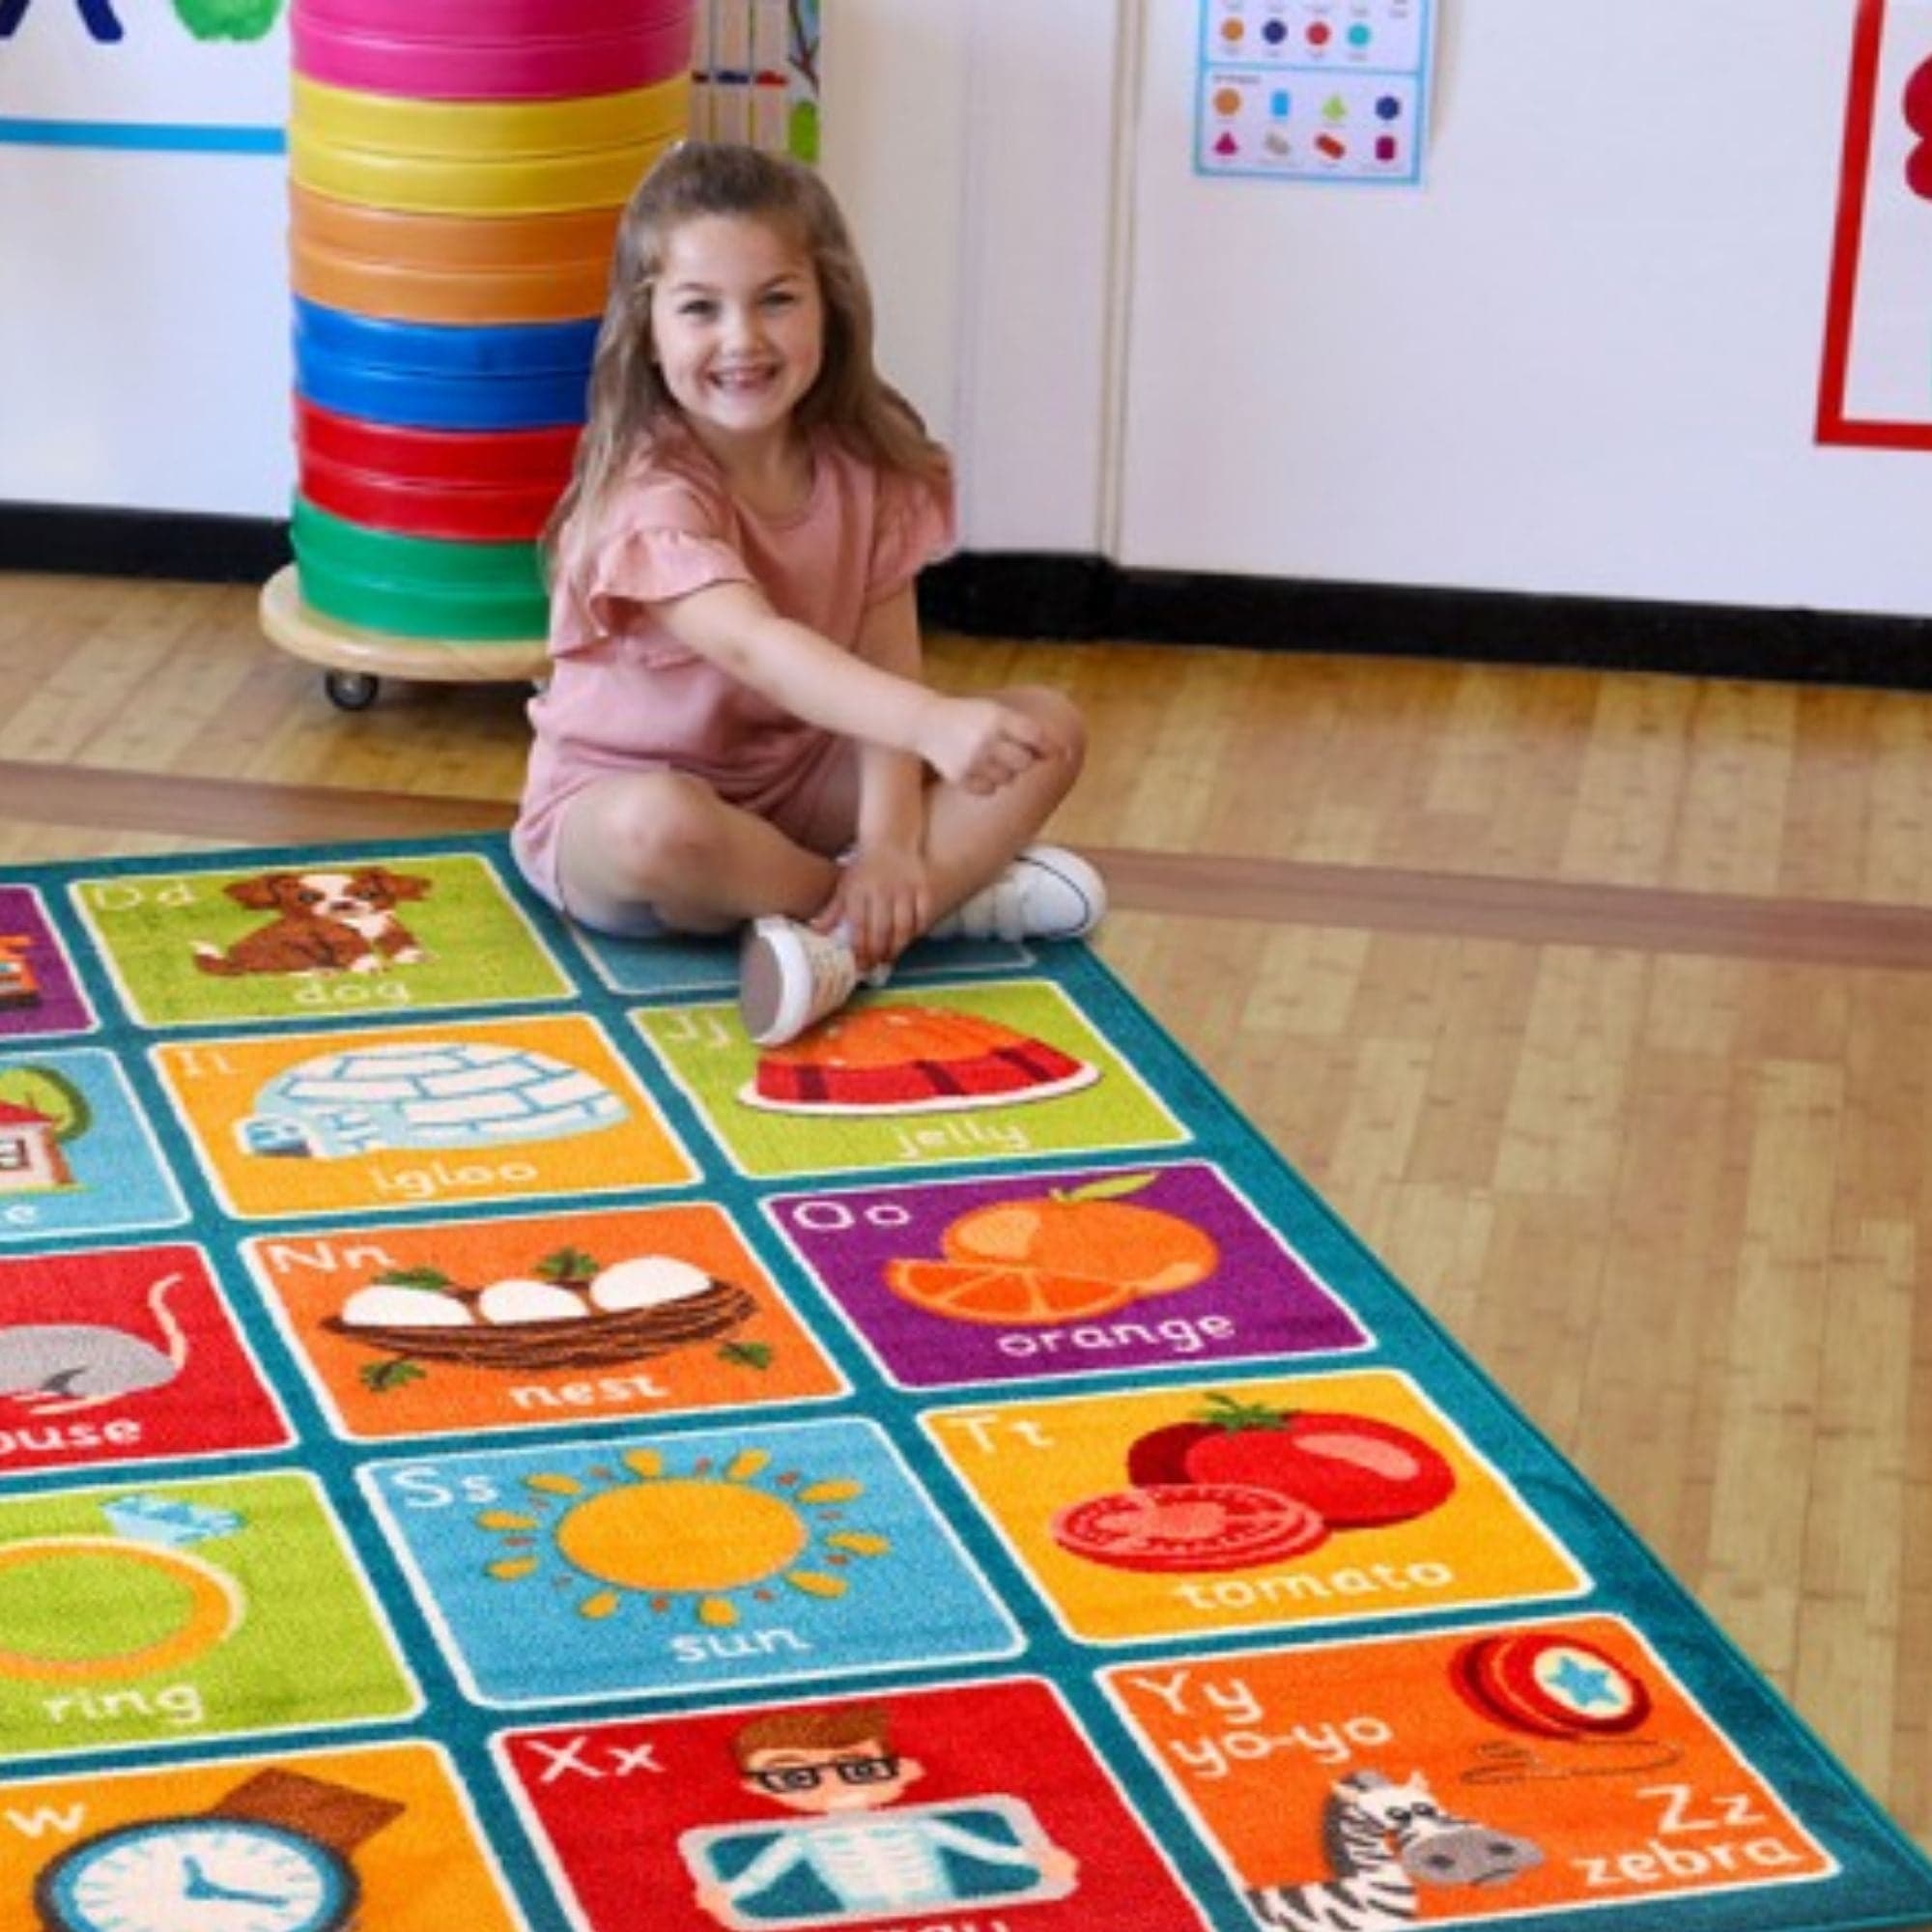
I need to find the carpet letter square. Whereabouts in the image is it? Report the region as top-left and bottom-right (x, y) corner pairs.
(0, 1243), (291, 1476)
(0, 1048), (186, 1245)
(360, 1420), (1021, 1708)
(0, 1742), (524, 1929)
(242, 1203), (846, 1442)
(71, 853), (575, 1030)
(924, 1370), (1587, 1645)
(1101, 1616), (1837, 1920)
(635, 980), (1189, 1180)
(768, 1160), (1370, 1390)
(0, 889), (95, 1040)
(150, 1015), (696, 1221)
(496, 1677), (1212, 1932)
(0, 1471), (419, 1762)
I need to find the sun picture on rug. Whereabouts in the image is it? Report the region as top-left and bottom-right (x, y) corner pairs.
(474, 1446), (892, 1630)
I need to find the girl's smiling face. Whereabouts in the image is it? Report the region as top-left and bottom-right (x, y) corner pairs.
(650, 213), (826, 458)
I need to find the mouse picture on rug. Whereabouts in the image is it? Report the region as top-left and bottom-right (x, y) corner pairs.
(0, 1270), (189, 1414)
(0, 1246), (289, 1476)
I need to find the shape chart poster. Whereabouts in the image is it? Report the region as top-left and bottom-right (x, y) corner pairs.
(1197, 0), (1436, 185)
(1820, 0), (1932, 445)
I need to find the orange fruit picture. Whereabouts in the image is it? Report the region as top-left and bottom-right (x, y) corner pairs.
(880, 1173), (1225, 1331)
(883, 1260), (1138, 1325)
(939, 1172), (1220, 1295)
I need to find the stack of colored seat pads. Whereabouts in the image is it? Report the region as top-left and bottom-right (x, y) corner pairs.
(286, 0), (694, 643)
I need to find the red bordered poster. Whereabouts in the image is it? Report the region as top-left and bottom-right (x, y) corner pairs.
(1818, 0), (1932, 445)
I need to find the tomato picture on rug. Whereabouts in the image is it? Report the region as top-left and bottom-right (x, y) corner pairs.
(925, 1370), (1588, 1644)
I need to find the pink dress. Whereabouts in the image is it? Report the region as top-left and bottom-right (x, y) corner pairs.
(511, 427), (955, 912)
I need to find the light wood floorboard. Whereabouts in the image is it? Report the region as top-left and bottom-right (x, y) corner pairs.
(2, 570), (1928, 1856)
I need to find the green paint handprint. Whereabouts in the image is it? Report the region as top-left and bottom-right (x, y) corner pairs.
(170, 0), (283, 43)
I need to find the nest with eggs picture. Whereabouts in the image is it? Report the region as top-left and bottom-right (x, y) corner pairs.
(325, 1251), (758, 1374)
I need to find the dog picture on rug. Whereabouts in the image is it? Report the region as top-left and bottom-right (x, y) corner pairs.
(71, 852), (573, 1027)
(191, 868), (434, 978)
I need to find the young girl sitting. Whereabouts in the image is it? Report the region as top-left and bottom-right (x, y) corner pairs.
(511, 142), (1104, 1045)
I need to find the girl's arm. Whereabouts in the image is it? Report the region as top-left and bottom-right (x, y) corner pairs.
(851, 583), (928, 853)
(655, 579), (1053, 793)
(834, 587), (934, 964)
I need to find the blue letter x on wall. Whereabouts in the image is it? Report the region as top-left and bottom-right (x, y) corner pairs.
(0, 0), (126, 42)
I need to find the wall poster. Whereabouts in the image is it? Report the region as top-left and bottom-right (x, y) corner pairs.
(1819, 0), (1932, 446)
(1195, 0), (1436, 186)
(3, 2), (821, 160)
(0, 0), (287, 153)
(692, 0), (820, 162)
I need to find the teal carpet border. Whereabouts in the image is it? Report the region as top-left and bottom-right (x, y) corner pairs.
(0, 830), (1927, 1932)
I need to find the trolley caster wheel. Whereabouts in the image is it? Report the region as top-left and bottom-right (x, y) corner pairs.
(326, 671), (380, 712)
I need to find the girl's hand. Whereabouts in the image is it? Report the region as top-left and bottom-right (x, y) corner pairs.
(919, 696), (1058, 795)
(814, 844), (933, 972)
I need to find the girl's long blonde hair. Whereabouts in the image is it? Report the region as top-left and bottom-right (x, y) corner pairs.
(547, 142), (949, 578)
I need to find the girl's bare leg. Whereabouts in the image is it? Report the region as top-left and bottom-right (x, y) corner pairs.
(736, 685), (1091, 1043)
(554, 770), (839, 938)
(918, 685), (1089, 917)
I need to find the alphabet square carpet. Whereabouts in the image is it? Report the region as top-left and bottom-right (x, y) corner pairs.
(1, 833), (1928, 1932)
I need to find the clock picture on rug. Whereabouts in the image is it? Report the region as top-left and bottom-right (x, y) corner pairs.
(33, 1766), (402, 1932)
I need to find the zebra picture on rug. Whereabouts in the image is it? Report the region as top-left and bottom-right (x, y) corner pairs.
(1246, 1768), (1544, 1930)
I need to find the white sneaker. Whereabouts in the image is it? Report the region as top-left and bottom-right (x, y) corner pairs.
(927, 845), (1107, 945)
(739, 918), (890, 1047)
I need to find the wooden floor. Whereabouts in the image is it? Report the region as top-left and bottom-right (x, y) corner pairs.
(4, 571), (1930, 1857)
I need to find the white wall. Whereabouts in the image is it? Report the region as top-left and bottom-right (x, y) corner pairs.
(0, 142), (291, 517)
(0, 0), (293, 523)
(8, 1), (1932, 622)
(857, 0), (1932, 618)
(820, 0), (970, 451)
(822, 0), (1121, 555)
(1115, 0), (1932, 615)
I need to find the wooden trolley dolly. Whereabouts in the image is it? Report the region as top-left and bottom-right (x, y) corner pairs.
(266, 0), (694, 708)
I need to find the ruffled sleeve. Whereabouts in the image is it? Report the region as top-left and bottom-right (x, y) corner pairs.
(554, 468), (754, 661)
(865, 465), (957, 606)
